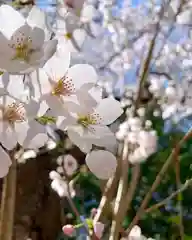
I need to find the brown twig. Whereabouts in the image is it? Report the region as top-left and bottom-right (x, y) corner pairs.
(174, 137), (184, 240)
(125, 128), (192, 235)
(145, 178), (192, 214)
(0, 149), (17, 240)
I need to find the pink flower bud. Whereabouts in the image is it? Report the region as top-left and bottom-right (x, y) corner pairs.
(91, 208), (98, 217)
(62, 224), (75, 236)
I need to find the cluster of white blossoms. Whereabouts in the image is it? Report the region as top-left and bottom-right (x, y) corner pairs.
(0, 4), (123, 179)
(49, 169), (76, 197)
(148, 75), (192, 121)
(116, 115), (157, 164)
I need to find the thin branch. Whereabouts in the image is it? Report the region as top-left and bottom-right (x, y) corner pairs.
(125, 128), (192, 235)
(98, 33), (145, 71)
(0, 149), (17, 240)
(174, 137), (184, 240)
(109, 144), (129, 240)
(145, 178), (192, 214)
(150, 70), (173, 80)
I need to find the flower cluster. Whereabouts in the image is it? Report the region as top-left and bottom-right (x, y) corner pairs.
(0, 4), (123, 179)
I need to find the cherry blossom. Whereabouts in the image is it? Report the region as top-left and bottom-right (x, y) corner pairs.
(27, 50), (97, 114)
(0, 4), (57, 74)
(57, 154), (78, 176)
(0, 95), (48, 150)
(57, 96), (123, 153)
(121, 225), (154, 240)
(49, 170), (76, 197)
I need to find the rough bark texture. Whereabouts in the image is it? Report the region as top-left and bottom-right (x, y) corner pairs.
(0, 142), (85, 240)
(14, 153), (62, 240)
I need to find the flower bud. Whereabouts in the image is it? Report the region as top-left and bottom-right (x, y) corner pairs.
(62, 224), (75, 236)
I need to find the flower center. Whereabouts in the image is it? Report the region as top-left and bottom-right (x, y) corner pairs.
(77, 115), (97, 128)
(64, 32), (72, 40)
(51, 77), (75, 97)
(10, 36), (34, 62)
(1, 103), (26, 125)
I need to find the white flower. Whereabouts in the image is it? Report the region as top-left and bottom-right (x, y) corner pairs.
(128, 225), (142, 239)
(85, 150), (117, 179)
(0, 96), (48, 150)
(121, 225), (154, 240)
(51, 174), (76, 197)
(63, 154), (78, 176)
(54, 16), (86, 53)
(0, 5), (57, 74)
(59, 97), (123, 153)
(57, 154), (78, 176)
(28, 51), (97, 114)
(0, 146), (12, 178)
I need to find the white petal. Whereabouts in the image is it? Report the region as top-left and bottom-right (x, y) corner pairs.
(21, 120), (48, 149)
(57, 113), (76, 130)
(129, 225), (142, 237)
(93, 97), (123, 125)
(1, 73), (25, 100)
(0, 122), (17, 150)
(67, 64), (97, 90)
(28, 69), (52, 99)
(67, 126), (92, 153)
(31, 27), (45, 49)
(85, 124), (113, 139)
(0, 145), (12, 178)
(73, 29), (86, 46)
(45, 95), (67, 116)
(93, 222), (105, 239)
(41, 39), (58, 66)
(24, 99), (41, 118)
(177, 10), (192, 24)
(81, 5), (96, 22)
(89, 126), (117, 150)
(26, 132), (48, 149)
(0, 33), (11, 56)
(85, 150), (117, 179)
(75, 86), (102, 110)
(0, 5), (25, 39)
(27, 6), (50, 40)
(15, 121), (28, 146)
(43, 50), (70, 80)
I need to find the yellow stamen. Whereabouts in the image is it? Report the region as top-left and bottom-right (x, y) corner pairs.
(52, 79), (64, 96)
(64, 32), (72, 40)
(77, 115), (97, 128)
(2, 103), (25, 125)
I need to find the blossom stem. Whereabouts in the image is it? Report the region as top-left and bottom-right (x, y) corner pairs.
(0, 149), (17, 240)
(125, 128), (192, 235)
(174, 136), (184, 240)
(93, 156), (121, 223)
(145, 178), (192, 214)
(109, 144), (129, 240)
(109, 3), (167, 238)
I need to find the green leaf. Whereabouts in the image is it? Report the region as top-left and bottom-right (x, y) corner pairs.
(184, 235), (192, 240)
